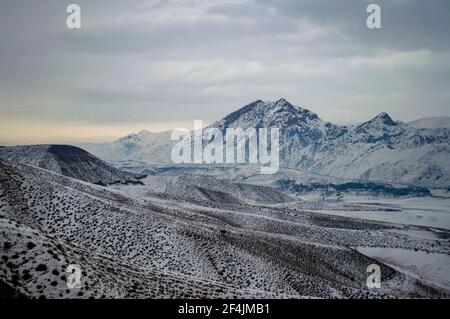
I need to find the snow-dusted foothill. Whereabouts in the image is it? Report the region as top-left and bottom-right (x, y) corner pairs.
(1, 160), (449, 298)
(0, 145), (145, 186)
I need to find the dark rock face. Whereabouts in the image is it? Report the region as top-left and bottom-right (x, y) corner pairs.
(47, 145), (145, 185)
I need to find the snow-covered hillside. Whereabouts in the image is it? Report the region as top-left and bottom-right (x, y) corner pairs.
(112, 173), (293, 206)
(0, 145), (145, 186)
(115, 162), (432, 198)
(82, 99), (450, 188)
(2, 160), (449, 298)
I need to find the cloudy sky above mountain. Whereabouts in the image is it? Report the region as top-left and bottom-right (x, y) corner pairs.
(1, 0), (450, 143)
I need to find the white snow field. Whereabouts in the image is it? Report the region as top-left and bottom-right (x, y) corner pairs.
(356, 247), (450, 291)
(312, 196), (450, 230)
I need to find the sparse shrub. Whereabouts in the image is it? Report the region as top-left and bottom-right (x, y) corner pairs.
(35, 264), (48, 272)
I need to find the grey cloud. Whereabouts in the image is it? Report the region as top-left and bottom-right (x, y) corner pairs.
(257, 0), (450, 51)
(0, 0), (450, 137)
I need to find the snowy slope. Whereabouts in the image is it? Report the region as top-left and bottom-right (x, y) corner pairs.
(0, 145), (145, 186)
(162, 174), (292, 205)
(112, 173), (293, 206)
(115, 162), (432, 198)
(2, 160), (449, 298)
(356, 247), (450, 291)
(0, 217), (291, 299)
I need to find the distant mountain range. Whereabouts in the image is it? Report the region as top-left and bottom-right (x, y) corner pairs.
(82, 99), (450, 188)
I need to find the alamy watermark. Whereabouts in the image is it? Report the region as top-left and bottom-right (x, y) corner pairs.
(66, 264), (82, 289)
(171, 120), (280, 174)
(366, 264), (381, 289)
(367, 4), (382, 29)
(66, 4), (381, 30)
(66, 4), (81, 29)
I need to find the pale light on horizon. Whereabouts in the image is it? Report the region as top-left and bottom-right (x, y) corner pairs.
(0, 120), (202, 145)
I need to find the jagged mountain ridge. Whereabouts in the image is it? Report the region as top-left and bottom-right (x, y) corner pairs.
(0, 145), (145, 185)
(82, 99), (450, 188)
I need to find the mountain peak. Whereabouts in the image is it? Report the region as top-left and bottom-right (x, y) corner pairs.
(137, 130), (152, 135)
(275, 98), (290, 105)
(116, 130), (152, 143)
(211, 99), (322, 130)
(273, 98), (298, 111)
(368, 112), (396, 126)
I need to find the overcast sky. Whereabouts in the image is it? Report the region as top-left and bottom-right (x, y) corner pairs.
(1, 0), (450, 143)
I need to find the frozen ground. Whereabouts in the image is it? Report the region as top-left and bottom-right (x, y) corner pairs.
(307, 195), (450, 230)
(356, 247), (450, 292)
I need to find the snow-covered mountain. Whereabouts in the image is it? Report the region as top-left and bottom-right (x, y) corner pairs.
(83, 131), (174, 163)
(83, 99), (450, 188)
(210, 99), (450, 188)
(0, 145), (145, 185)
